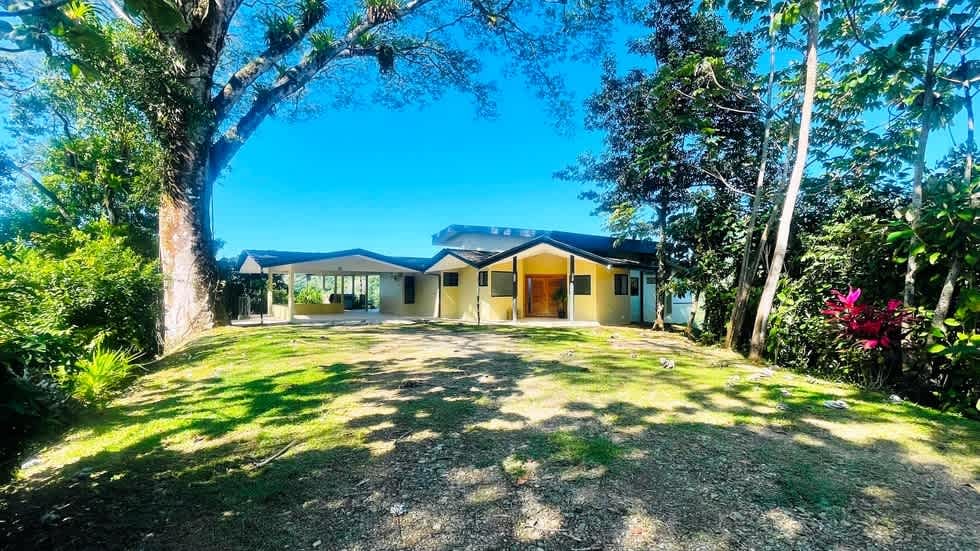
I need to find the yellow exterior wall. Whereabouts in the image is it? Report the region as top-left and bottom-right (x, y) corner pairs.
(480, 260), (520, 321)
(523, 253), (566, 275)
(571, 260), (598, 322)
(429, 254), (631, 325)
(435, 267), (479, 320)
(379, 273), (438, 317)
(293, 303), (343, 315)
(595, 266), (630, 324)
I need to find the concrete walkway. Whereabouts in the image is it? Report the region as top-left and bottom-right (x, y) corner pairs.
(231, 312), (600, 328)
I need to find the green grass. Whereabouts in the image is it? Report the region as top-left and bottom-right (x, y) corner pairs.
(2, 323), (978, 550)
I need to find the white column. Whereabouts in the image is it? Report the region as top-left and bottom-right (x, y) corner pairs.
(287, 267), (295, 322)
(340, 274), (346, 311)
(266, 270), (273, 317)
(568, 255), (575, 321)
(511, 256), (518, 322)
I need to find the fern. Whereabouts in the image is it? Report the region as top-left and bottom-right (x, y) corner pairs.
(70, 347), (140, 407)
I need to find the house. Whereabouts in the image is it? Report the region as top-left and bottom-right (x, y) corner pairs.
(238, 224), (694, 325)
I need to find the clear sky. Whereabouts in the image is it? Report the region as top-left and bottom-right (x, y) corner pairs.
(212, 61), (619, 260)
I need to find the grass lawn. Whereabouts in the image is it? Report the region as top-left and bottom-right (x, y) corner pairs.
(2, 323), (978, 550)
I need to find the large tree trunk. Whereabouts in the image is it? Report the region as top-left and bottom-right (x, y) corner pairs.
(654, 196), (668, 330)
(726, 2), (777, 350)
(687, 290), (699, 334)
(748, 1), (820, 361)
(903, 8), (942, 307)
(930, 82), (975, 339)
(159, 130), (225, 350)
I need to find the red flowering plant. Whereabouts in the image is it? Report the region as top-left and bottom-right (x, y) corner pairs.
(821, 287), (915, 387)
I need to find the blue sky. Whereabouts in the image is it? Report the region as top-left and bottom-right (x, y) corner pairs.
(213, 57), (628, 259)
(214, 79), (609, 259)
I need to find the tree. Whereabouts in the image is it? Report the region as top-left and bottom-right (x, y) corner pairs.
(726, 0), (777, 349)
(4, 0), (628, 349)
(829, 0), (979, 307)
(562, 0), (762, 330)
(748, 0), (820, 360)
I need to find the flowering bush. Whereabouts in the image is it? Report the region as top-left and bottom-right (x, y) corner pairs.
(821, 288), (914, 388)
(821, 288), (913, 350)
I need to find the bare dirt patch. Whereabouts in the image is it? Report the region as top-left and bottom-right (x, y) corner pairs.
(2, 323), (978, 550)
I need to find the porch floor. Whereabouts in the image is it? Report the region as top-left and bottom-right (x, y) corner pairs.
(231, 312), (600, 328)
(230, 311), (432, 327)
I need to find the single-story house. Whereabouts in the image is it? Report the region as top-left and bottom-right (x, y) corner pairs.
(238, 224), (694, 325)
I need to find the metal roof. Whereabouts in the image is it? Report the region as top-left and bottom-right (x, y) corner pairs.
(241, 249), (433, 272)
(240, 226), (660, 274)
(431, 224), (657, 255)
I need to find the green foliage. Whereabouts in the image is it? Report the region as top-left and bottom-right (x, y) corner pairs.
(0, 228), (159, 471)
(295, 285), (323, 304)
(63, 346), (139, 407)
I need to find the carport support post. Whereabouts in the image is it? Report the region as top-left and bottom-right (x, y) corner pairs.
(266, 270), (273, 320)
(512, 256), (518, 322)
(287, 267), (295, 322)
(568, 255), (575, 321)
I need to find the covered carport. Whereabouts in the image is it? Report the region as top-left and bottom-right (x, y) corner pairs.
(238, 249), (436, 322)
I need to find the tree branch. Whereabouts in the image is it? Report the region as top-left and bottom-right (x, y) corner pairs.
(11, 164), (73, 223)
(208, 0), (433, 181)
(0, 0), (69, 17)
(211, 1), (327, 121)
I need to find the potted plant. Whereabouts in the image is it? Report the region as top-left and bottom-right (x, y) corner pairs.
(553, 285), (568, 319)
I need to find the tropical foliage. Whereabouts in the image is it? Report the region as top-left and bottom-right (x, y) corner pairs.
(567, 0), (979, 415)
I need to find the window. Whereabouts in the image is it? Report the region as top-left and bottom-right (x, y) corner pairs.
(443, 272), (459, 287)
(573, 275), (591, 295)
(629, 277), (640, 296)
(404, 275), (415, 304)
(478, 271), (488, 287)
(491, 271), (514, 297)
(614, 273), (628, 295)
(665, 294), (673, 315)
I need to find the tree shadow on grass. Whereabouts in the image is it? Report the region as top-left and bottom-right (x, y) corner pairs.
(2, 324), (978, 550)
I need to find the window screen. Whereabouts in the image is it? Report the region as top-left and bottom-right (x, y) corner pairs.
(478, 271), (488, 287)
(443, 272), (459, 287)
(491, 271), (514, 297)
(404, 275), (415, 304)
(629, 277), (640, 296)
(614, 274), (628, 295)
(573, 275), (591, 295)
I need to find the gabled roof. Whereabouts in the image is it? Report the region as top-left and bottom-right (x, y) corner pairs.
(474, 236), (656, 270)
(241, 249), (432, 272)
(432, 224), (657, 256)
(428, 248), (498, 268)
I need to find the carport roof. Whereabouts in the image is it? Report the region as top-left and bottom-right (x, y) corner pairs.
(241, 249), (433, 272)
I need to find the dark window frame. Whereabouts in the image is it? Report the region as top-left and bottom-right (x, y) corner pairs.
(614, 273), (628, 295)
(443, 272), (459, 287)
(490, 271), (514, 297)
(573, 274), (591, 296)
(478, 271), (488, 287)
(629, 276), (640, 296)
(404, 275), (416, 304)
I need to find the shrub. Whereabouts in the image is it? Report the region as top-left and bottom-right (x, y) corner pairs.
(65, 346), (140, 407)
(295, 285), (323, 304)
(0, 228), (159, 474)
(820, 288), (914, 388)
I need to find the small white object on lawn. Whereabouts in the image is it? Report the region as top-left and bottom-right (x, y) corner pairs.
(312, 540), (321, 548)
(389, 503), (406, 516)
(659, 357), (675, 369)
(824, 400), (849, 410)
(888, 394), (903, 403)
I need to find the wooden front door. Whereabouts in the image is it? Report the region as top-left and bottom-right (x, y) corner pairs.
(527, 275), (564, 317)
